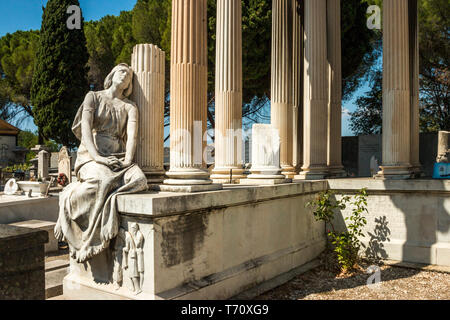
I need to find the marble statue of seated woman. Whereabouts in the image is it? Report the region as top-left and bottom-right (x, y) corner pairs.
(54, 63), (148, 263)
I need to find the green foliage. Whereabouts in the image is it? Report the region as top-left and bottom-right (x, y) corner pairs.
(350, 0), (449, 134)
(349, 69), (383, 135)
(1, 163), (31, 173)
(0, 30), (39, 123)
(307, 189), (368, 271)
(18, 130), (60, 163)
(31, 0), (89, 148)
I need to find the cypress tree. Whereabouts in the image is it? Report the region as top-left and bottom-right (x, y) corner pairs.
(31, 0), (89, 148)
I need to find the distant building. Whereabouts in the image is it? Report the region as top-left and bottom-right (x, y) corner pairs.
(0, 119), (27, 166)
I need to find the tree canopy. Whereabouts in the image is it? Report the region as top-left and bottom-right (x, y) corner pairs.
(349, 0), (449, 135)
(31, 0), (90, 147)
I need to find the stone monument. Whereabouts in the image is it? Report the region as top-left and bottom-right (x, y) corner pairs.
(54, 63), (148, 266)
(37, 150), (49, 181)
(240, 124), (289, 185)
(58, 146), (72, 184)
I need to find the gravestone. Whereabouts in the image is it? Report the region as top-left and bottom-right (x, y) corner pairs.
(37, 150), (49, 181)
(358, 135), (382, 177)
(58, 147), (72, 184)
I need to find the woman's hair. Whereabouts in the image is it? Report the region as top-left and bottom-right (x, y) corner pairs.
(104, 63), (133, 97)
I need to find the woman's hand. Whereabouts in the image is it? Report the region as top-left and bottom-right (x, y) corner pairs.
(119, 158), (133, 169)
(94, 156), (122, 170)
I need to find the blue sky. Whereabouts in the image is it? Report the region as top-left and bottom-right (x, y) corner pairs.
(0, 0), (366, 137)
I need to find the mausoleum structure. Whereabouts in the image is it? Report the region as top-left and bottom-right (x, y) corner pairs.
(55, 0), (449, 301)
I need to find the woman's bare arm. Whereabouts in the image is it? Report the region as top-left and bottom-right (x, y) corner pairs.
(122, 103), (139, 167)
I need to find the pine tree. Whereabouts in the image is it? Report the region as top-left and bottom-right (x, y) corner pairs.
(31, 0), (89, 148)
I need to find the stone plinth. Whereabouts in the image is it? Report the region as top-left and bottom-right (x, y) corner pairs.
(131, 44), (166, 184)
(0, 224), (48, 300)
(62, 182), (327, 300)
(240, 124), (289, 185)
(38, 150), (49, 181)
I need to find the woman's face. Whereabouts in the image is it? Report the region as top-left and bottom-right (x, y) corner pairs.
(112, 67), (132, 90)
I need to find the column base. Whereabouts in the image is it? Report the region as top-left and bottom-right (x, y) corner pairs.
(374, 166), (412, 180)
(281, 165), (297, 179)
(143, 170), (166, 184)
(410, 165), (423, 179)
(327, 166), (347, 178)
(293, 167), (329, 180)
(211, 168), (246, 184)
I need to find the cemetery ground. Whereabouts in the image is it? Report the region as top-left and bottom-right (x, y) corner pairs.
(256, 252), (450, 300)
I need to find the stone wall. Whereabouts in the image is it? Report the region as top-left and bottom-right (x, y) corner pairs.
(328, 179), (450, 266)
(0, 135), (17, 166)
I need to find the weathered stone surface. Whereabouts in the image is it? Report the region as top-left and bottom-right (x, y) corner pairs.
(63, 182), (327, 300)
(0, 224), (47, 300)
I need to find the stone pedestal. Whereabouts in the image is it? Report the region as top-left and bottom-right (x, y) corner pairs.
(211, 0), (245, 184)
(294, 0), (329, 180)
(271, 0), (296, 179)
(326, 0), (346, 178)
(240, 124), (289, 185)
(376, 0), (412, 179)
(163, 0), (221, 192)
(131, 44), (166, 185)
(0, 224), (47, 300)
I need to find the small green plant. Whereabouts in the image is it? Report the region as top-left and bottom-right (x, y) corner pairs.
(307, 188), (368, 272)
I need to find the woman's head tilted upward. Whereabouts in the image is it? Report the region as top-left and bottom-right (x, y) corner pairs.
(104, 63), (134, 97)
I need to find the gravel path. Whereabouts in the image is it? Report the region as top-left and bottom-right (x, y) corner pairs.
(257, 261), (450, 300)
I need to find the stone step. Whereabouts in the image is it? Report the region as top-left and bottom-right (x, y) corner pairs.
(45, 267), (69, 299)
(45, 259), (69, 272)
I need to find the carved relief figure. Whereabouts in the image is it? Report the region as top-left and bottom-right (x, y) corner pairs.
(112, 228), (127, 290)
(123, 223), (145, 295)
(54, 63), (148, 263)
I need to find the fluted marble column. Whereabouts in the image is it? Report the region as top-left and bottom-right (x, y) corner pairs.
(409, 0), (422, 177)
(131, 44), (165, 184)
(377, 0), (412, 179)
(326, 0), (346, 177)
(164, 0), (220, 190)
(295, 0), (329, 180)
(292, 0), (304, 174)
(271, 0), (295, 179)
(211, 0), (245, 184)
